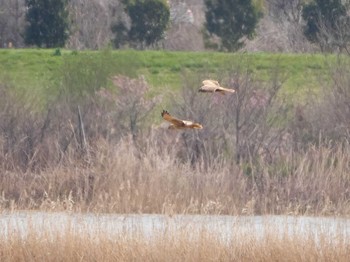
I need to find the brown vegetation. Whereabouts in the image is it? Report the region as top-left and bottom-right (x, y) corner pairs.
(0, 222), (349, 261)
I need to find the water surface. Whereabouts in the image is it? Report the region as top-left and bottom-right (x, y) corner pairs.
(0, 212), (349, 243)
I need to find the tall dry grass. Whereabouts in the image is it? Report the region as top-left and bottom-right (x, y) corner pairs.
(0, 221), (349, 261)
(0, 134), (349, 215)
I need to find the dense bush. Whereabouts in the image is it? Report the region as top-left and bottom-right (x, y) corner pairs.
(115, 0), (170, 49)
(24, 0), (69, 47)
(204, 0), (262, 51)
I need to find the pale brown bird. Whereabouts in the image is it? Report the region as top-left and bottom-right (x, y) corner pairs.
(161, 110), (203, 129)
(199, 79), (235, 95)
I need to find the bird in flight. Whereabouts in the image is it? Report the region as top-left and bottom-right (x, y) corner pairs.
(161, 110), (203, 129)
(199, 79), (235, 95)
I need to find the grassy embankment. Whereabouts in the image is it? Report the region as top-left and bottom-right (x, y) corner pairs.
(0, 48), (331, 97)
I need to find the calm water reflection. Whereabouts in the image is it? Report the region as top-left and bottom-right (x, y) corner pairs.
(0, 212), (349, 242)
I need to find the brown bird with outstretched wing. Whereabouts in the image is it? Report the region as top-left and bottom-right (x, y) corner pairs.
(199, 79), (235, 95)
(161, 110), (203, 129)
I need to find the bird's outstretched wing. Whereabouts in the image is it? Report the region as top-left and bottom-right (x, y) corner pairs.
(161, 110), (185, 127)
(199, 79), (235, 94)
(202, 79), (220, 87)
(161, 110), (203, 129)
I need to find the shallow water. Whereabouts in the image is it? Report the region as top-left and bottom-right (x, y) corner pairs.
(0, 212), (349, 242)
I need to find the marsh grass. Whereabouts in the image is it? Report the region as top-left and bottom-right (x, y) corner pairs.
(0, 218), (349, 261)
(0, 135), (349, 215)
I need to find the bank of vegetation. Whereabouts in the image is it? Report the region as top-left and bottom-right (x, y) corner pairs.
(0, 50), (349, 216)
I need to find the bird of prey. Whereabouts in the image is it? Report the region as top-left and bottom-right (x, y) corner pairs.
(161, 110), (203, 129)
(199, 79), (235, 95)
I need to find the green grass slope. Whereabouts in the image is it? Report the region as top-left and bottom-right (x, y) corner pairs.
(0, 48), (336, 100)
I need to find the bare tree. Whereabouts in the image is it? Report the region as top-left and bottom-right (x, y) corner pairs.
(0, 0), (26, 47)
(100, 75), (161, 142)
(162, 1), (204, 50)
(316, 14), (350, 54)
(267, 0), (303, 23)
(301, 0), (350, 53)
(248, 0), (314, 52)
(67, 0), (120, 50)
(167, 65), (288, 168)
(221, 68), (287, 165)
(302, 58), (350, 144)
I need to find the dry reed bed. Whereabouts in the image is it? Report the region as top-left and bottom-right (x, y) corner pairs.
(0, 219), (349, 262)
(0, 135), (349, 216)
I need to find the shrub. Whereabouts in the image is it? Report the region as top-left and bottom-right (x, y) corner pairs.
(116, 0), (170, 49)
(24, 0), (69, 48)
(204, 0), (262, 51)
